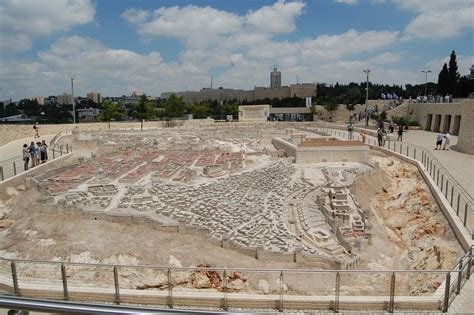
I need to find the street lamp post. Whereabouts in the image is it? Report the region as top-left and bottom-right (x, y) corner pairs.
(71, 78), (75, 124)
(421, 70), (431, 97)
(363, 69), (370, 126)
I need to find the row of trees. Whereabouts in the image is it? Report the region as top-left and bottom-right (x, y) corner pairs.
(98, 94), (239, 122)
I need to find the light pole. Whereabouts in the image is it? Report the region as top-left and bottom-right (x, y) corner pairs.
(71, 78), (75, 124)
(421, 70), (431, 97)
(363, 69), (370, 126)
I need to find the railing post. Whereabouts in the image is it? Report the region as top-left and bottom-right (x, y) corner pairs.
(399, 143), (402, 154)
(279, 271), (284, 312)
(456, 259), (463, 295)
(334, 272), (340, 313)
(456, 194), (461, 216)
(113, 266), (120, 304)
(389, 272), (396, 313)
(441, 174), (444, 191)
(450, 187), (454, 206)
(467, 248), (472, 280)
(463, 204), (468, 227)
(53, 147), (56, 159)
(0, 166), (3, 181)
(445, 181), (449, 198)
(66, 143), (69, 153)
(11, 261), (20, 296)
(443, 272), (451, 312)
(222, 269), (228, 311)
(60, 145), (63, 156)
(436, 168), (439, 185)
(406, 146), (409, 156)
(13, 161), (17, 176)
(167, 268), (173, 308)
(413, 148), (416, 159)
(422, 151), (424, 165)
(61, 263), (69, 301)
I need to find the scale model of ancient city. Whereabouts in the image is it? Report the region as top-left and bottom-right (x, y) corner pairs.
(7, 122), (459, 289)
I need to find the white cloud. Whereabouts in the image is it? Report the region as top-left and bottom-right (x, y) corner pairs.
(121, 8), (150, 24)
(0, 0), (95, 53)
(245, 1), (306, 34)
(369, 52), (401, 64)
(394, 0), (474, 40)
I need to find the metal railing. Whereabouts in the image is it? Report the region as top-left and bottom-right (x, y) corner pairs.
(0, 144), (72, 182)
(0, 247), (472, 312)
(313, 127), (474, 235)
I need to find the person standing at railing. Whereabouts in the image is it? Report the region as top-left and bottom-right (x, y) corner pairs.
(435, 133), (444, 150)
(397, 125), (403, 141)
(22, 144), (29, 171)
(347, 122), (354, 140)
(41, 140), (48, 162)
(442, 132), (451, 151)
(28, 141), (37, 168)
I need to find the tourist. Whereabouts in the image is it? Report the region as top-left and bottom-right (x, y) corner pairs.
(389, 121), (395, 133)
(22, 144), (29, 171)
(359, 132), (366, 144)
(28, 141), (37, 168)
(41, 140), (48, 162)
(377, 127), (383, 146)
(435, 133), (444, 150)
(397, 125), (403, 141)
(382, 128), (388, 147)
(33, 122), (40, 138)
(35, 142), (42, 165)
(442, 132), (451, 151)
(347, 122), (354, 140)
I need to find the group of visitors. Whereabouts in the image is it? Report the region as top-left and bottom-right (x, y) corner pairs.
(22, 140), (48, 171)
(414, 95), (453, 104)
(375, 121), (405, 146)
(435, 132), (451, 151)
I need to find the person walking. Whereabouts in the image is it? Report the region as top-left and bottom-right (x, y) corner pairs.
(28, 142), (37, 168)
(377, 127), (383, 146)
(397, 125), (403, 141)
(22, 144), (29, 171)
(442, 132), (451, 150)
(33, 122), (40, 138)
(435, 133), (444, 150)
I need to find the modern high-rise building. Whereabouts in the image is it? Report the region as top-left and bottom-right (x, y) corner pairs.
(57, 93), (73, 105)
(270, 65), (281, 88)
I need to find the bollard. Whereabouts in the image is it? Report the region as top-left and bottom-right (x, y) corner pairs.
(11, 261), (20, 296)
(61, 263), (69, 300)
(167, 268), (173, 308)
(443, 272), (451, 312)
(334, 272), (340, 313)
(13, 161), (17, 176)
(113, 266), (120, 305)
(279, 271), (284, 312)
(222, 269), (228, 310)
(456, 260), (463, 295)
(388, 272), (396, 313)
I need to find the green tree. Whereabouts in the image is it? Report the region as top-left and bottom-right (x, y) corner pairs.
(131, 95), (157, 120)
(187, 102), (210, 119)
(448, 50), (459, 95)
(161, 94), (186, 118)
(437, 63), (449, 95)
(98, 101), (126, 121)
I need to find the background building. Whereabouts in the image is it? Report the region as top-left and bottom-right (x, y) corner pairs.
(270, 65), (281, 88)
(87, 91), (103, 104)
(30, 96), (44, 105)
(162, 67), (316, 104)
(57, 93), (73, 105)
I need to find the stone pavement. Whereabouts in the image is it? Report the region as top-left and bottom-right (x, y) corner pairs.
(0, 134), (56, 162)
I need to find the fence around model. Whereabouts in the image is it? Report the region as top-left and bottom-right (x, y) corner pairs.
(0, 144), (71, 182)
(314, 127), (473, 237)
(0, 247), (471, 312)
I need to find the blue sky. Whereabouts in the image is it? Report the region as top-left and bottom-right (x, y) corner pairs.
(0, 0), (473, 100)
